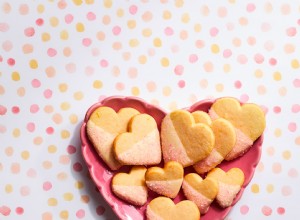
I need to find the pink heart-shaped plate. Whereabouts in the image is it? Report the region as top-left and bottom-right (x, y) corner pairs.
(80, 96), (263, 220)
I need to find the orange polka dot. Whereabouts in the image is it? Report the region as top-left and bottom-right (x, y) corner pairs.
(22, 44), (33, 54)
(96, 31), (105, 41)
(52, 113), (63, 124)
(43, 161), (52, 169)
(69, 114), (78, 124)
(57, 172), (68, 180)
(203, 61), (214, 72)
(81, 195), (90, 203)
(44, 105), (54, 113)
(102, 15), (111, 25)
(5, 146), (14, 156)
(17, 87), (26, 97)
(33, 136), (43, 145)
(294, 136), (300, 145)
(45, 66), (56, 78)
(42, 212), (53, 220)
(10, 162), (20, 174)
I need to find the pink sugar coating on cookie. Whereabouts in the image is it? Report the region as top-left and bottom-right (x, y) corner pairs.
(182, 181), (212, 214)
(146, 206), (164, 220)
(193, 149), (224, 174)
(216, 182), (241, 208)
(209, 109), (253, 161)
(146, 179), (182, 198)
(112, 185), (148, 206)
(117, 130), (161, 165)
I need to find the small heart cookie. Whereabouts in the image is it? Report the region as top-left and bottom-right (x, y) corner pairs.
(87, 107), (139, 170)
(146, 196), (200, 220)
(145, 161), (184, 198)
(111, 166), (148, 206)
(114, 113), (161, 165)
(182, 173), (218, 214)
(206, 168), (245, 208)
(161, 110), (215, 167)
(209, 97), (266, 160)
(192, 111), (236, 174)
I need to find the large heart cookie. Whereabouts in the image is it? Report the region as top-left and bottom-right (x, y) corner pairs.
(206, 168), (245, 208)
(182, 173), (219, 214)
(209, 97), (266, 160)
(145, 161), (184, 198)
(146, 197), (200, 220)
(112, 166), (148, 206)
(161, 110), (215, 167)
(114, 113), (161, 165)
(87, 106), (139, 170)
(192, 111), (236, 174)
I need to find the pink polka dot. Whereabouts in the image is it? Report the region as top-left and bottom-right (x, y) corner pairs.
(35, 18), (44, 26)
(286, 27), (297, 37)
(85, 66), (94, 75)
(288, 168), (298, 178)
(178, 80), (185, 88)
(174, 65), (184, 75)
(234, 80), (242, 89)
(0, 105), (8, 115)
(46, 127), (54, 135)
(288, 122), (297, 132)
(15, 207), (24, 215)
(293, 79), (300, 88)
(261, 22), (271, 32)
(43, 181), (52, 191)
(273, 106), (281, 114)
(65, 14), (73, 24)
(223, 49), (232, 58)
(237, 54), (248, 64)
(262, 206), (272, 216)
(240, 205), (249, 215)
(277, 207), (285, 215)
(209, 27), (219, 37)
(27, 168), (37, 178)
(47, 48), (57, 57)
(0, 206), (11, 216)
(73, 162), (83, 172)
(20, 185), (30, 196)
(2, 40), (13, 52)
(76, 209), (85, 219)
(254, 53), (264, 64)
(240, 94), (249, 102)
(0, 124), (7, 133)
(0, 22), (9, 32)
(195, 40), (205, 48)
(26, 122), (35, 132)
(24, 27), (35, 37)
(112, 26), (121, 35)
(115, 82), (125, 91)
(43, 89), (53, 99)
(11, 106), (20, 114)
(67, 145), (76, 154)
(281, 185), (292, 196)
(100, 59), (108, 67)
(292, 104), (300, 113)
(86, 12), (96, 21)
(164, 27), (174, 36)
(96, 206), (105, 216)
(127, 67), (138, 78)
(7, 58), (15, 66)
(246, 3), (256, 12)
(189, 54), (198, 63)
(31, 79), (41, 88)
(129, 5), (138, 15)
(66, 63), (76, 73)
(30, 104), (39, 113)
(269, 58), (277, 65)
(226, 22), (235, 31)
(82, 38), (92, 47)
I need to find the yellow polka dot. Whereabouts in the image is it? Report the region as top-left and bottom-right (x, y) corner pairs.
(75, 181), (84, 189)
(72, 0), (82, 5)
(131, 87), (140, 96)
(49, 16), (59, 27)
(274, 128), (282, 137)
(129, 39), (139, 47)
(60, 30), (69, 40)
(282, 150), (291, 160)
(61, 130), (70, 139)
(116, 8), (124, 17)
(76, 22), (85, 32)
(163, 10), (172, 19)
(73, 91), (84, 100)
(211, 44), (220, 54)
(160, 57), (169, 67)
(29, 59), (38, 69)
(194, 23), (202, 32)
(21, 151), (30, 160)
(254, 69), (263, 78)
(11, 71), (20, 81)
(273, 71), (282, 81)
(93, 80), (103, 89)
(12, 128), (20, 137)
(291, 59), (299, 69)
(41, 32), (51, 42)
(37, 4), (44, 13)
(251, 183), (260, 193)
(181, 13), (190, 23)
(153, 38), (162, 47)
(138, 55), (147, 64)
(103, 0), (112, 8)
(48, 145), (57, 154)
(163, 86), (171, 96)
(215, 83), (224, 92)
(142, 28), (152, 37)
(63, 193), (74, 201)
(58, 83), (68, 92)
(175, 0), (184, 7)
(69, 114), (78, 124)
(223, 64), (231, 73)
(266, 184), (274, 193)
(5, 184), (13, 193)
(48, 198), (57, 206)
(127, 20), (136, 29)
(33, 136), (43, 145)
(85, 0), (94, 4)
(228, 0), (235, 3)
(60, 102), (70, 111)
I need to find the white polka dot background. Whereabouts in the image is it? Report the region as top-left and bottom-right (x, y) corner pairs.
(1, 0), (300, 219)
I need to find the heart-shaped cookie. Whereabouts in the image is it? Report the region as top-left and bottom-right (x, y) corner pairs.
(192, 111), (236, 174)
(161, 110), (215, 167)
(146, 196), (200, 220)
(112, 166), (148, 206)
(209, 97), (266, 160)
(114, 113), (161, 165)
(182, 173), (218, 214)
(206, 168), (245, 208)
(87, 106), (139, 170)
(145, 161), (183, 198)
